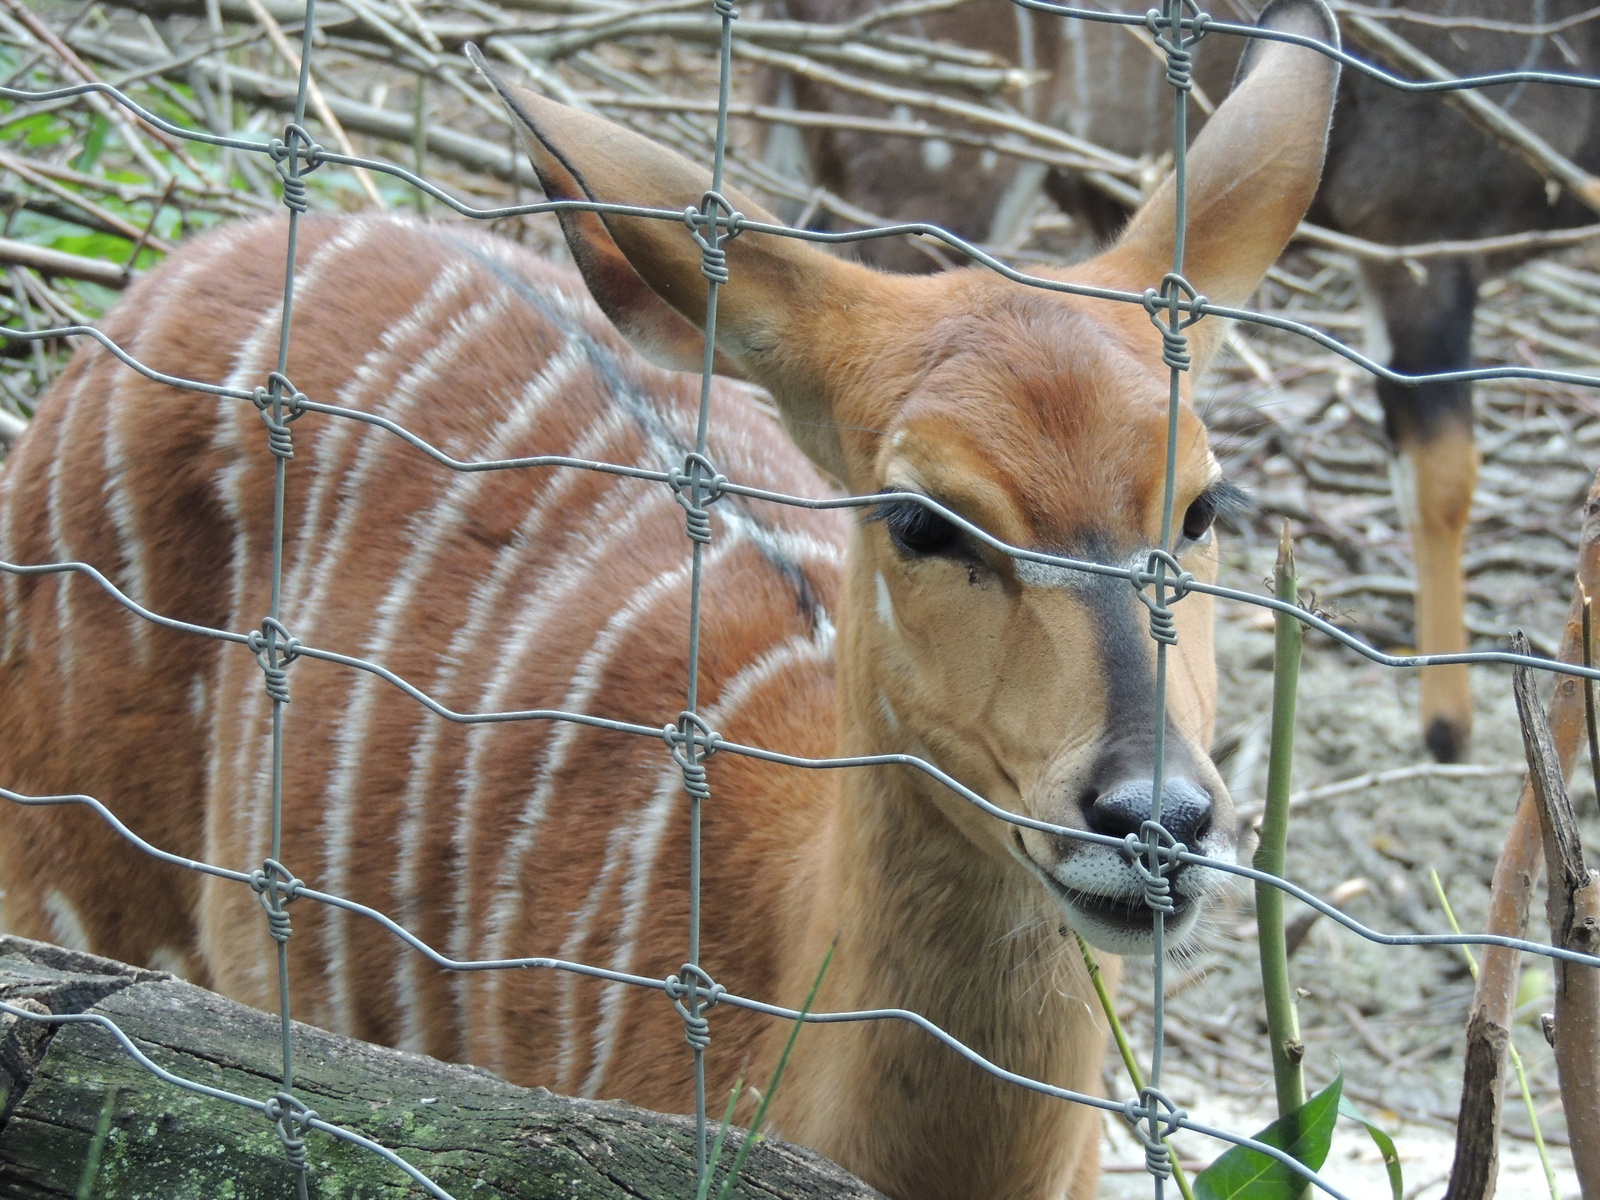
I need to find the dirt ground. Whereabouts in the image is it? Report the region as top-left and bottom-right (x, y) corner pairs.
(1097, 245), (1600, 1200)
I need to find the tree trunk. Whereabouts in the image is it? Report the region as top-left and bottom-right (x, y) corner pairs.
(0, 935), (881, 1200)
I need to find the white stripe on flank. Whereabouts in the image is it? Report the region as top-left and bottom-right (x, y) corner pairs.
(444, 408), (845, 1061)
(551, 816), (633, 1092)
(575, 629), (832, 1097)
(387, 343), (601, 1055)
(98, 225), (244, 664)
(206, 218), (378, 996)
(101, 367), (150, 661)
(43, 889), (91, 952)
(233, 242), (475, 881)
(314, 283), (523, 1034)
(404, 422), (648, 1052)
(444, 416), (656, 1051)
(44, 353), (87, 712)
(235, 254), (479, 870)
(319, 337), (586, 1038)
(477, 534), (744, 1070)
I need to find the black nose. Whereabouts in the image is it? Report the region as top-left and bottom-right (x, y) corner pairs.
(1085, 778), (1213, 845)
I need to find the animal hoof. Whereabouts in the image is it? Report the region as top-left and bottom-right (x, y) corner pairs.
(1424, 715), (1470, 764)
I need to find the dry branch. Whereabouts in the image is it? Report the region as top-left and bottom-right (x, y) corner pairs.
(72, 34), (543, 189)
(0, 237), (136, 289)
(0, 935), (882, 1200)
(1510, 636), (1600, 1200)
(1448, 470), (1600, 1200)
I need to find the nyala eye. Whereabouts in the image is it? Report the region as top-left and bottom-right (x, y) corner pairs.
(875, 499), (963, 557)
(1181, 495), (1217, 543)
(1180, 480), (1250, 545)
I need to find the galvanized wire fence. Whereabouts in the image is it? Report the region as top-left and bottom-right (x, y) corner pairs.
(1, 3), (1599, 1199)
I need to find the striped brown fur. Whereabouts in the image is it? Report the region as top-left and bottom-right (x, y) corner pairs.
(0, 27), (1338, 1200)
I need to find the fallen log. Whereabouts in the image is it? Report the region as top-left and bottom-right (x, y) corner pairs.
(0, 935), (881, 1200)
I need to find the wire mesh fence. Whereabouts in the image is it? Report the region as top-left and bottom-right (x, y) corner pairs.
(0, 2), (1599, 1199)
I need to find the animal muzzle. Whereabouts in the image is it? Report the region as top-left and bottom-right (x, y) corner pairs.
(1015, 768), (1237, 955)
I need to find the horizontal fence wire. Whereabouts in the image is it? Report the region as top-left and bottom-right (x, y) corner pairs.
(0, 3), (1597, 1199)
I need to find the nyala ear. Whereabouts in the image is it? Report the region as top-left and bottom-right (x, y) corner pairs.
(466, 44), (735, 377)
(467, 44), (880, 480)
(1107, 0), (1341, 372)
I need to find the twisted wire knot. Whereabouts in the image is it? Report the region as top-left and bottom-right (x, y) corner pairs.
(1158, 324), (1191, 372)
(685, 193), (744, 285)
(699, 243), (729, 285)
(263, 1091), (318, 1171)
(712, 0), (738, 17)
(1144, 5), (1208, 91)
(250, 372), (307, 460)
(669, 452), (727, 544)
(268, 124), (324, 215)
(1122, 821), (1185, 915)
(247, 616), (302, 704)
(249, 858), (304, 942)
(1142, 276), (1206, 374)
(279, 174), (309, 215)
(247, 617), (302, 704)
(1158, 38), (1193, 91)
(665, 964), (725, 1051)
(1130, 549), (1193, 646)
(1122, 1086), (1184, 1180)
(666, 711), (721, 800)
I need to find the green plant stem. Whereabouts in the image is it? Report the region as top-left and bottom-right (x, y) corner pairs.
(411, 75), (428, 215)
(695, 1078), (744, 1200)
(1256, 524), (1306, 1131)
(711, 941), (835, 1200)
(75, 1085), (118, 1200)
(1429, 869), (1559, 1200)
(1076, 934), (1196, 1200)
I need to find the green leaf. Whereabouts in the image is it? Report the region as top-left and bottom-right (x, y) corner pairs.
(4, 112), (71, 147)
(41, 232), (132, 266)
(1193, 1074), (1342, 1200)
(72, 114), (110, 171)
(1337, 1097), (1402, 1200)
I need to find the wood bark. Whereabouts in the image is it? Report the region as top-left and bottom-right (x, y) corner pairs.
(1512, 641), (1600, 1200)
(0, 936), (882, 1200)
(1447, 468), (1600, 1200)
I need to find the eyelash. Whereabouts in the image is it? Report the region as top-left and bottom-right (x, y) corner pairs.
(870, 498), (965, 558)
(1181, 481), (1250, 544)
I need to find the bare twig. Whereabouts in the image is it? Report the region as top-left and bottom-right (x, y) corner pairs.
(1511, 634), (1600, 1200)
(0, 0), (192, 183)
(1330, 2), (1600, 39)
(1447, 468), (1600, 1200)
(72, 37), (542, 189)
(1236, 763), (1527, 824)
(237, 0), (388, 208)
(0, 236), (137, 289)
(0, 150), (175, 251)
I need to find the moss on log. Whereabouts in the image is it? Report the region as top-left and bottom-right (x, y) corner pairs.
(0, 937), (880, 1200)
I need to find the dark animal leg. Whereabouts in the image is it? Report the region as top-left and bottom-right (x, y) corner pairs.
(1364, 257), (1481, 763)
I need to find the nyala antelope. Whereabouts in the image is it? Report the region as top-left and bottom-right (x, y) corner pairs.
(0, 4), (1337, 1197)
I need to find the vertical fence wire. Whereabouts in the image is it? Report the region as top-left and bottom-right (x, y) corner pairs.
(2, 4), (1600, 1200)
(262, 1), (318, 1192)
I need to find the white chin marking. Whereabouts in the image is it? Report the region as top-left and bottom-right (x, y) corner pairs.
(1064, 897), (1202, 956)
